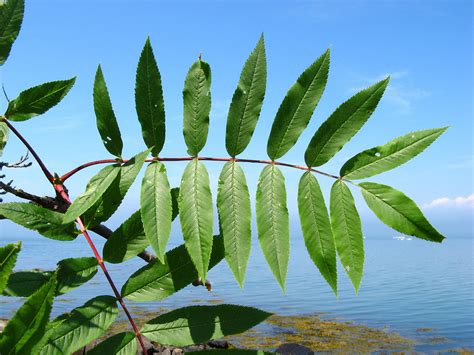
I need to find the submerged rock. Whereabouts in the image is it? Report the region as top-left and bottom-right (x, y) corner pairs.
(276, 343), (314, 354)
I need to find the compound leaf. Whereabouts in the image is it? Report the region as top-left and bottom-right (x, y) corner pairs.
(298, 172), (337, 294)
(226, 34), (266, 157)
(0, 242), (21, 294)
(267, 49), (329, 160)
(330, 180), (364, 293)
(0, 202), (77, 241)
(256, 165), (289, 291)
(0, 0), (24, 65)
(141, 161), (172, 263)
(341, 127), (448, 179)
(179, 158), (214, 281)
(0, 273), (57, 355)
(94, 65), (123, 158)
(63, 164), (120, 224)
(305, 77), (389, 167)
(103, 210), (149, 264)
(359, 182), (445, 242)
(56, 257), (98, 295)
(140, 304), (271, 346)
(183, 60), (211, 156)
(39, 296), (118, 355)
(5, 78), (76, 121)
(88, 332), (137, 355)
(135, 37), (166, 156)
(121, 235), (224, 302)
(217, 161), (251, 287)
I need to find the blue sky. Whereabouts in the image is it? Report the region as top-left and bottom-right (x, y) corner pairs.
(1, 0), (472, 237)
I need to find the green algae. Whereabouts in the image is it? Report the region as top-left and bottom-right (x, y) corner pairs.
(226, 313), (414, 353)
(106, 309), (416, 353)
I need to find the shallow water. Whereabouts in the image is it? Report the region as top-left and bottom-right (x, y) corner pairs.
(1, 228), (473, 352)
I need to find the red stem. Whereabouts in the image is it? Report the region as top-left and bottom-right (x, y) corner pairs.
(54, 183), (148, 353)
(61, 156), (341, 182)
(2, 118), (54, 182)
(3, 117), (147, 354)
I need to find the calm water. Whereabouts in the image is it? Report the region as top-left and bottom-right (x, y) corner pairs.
(1, 227), (473, 352)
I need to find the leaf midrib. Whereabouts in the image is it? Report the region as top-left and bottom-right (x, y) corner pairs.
(8, 279), (53, 355)
(0, 244), (19, 270)
(125, 259), (192, 297)
(360, 184), (429, 237)
(13, 81), (71, 115)
(228, 162), (243, 279)
(345, 131), (440, 178)
(269, 166), (284, 282)
(232, 46), (263, 155)
(310, 83), (384, 166)
(0, 0), (20, 37)
(190, 69), (206, 153)
(274, 53), (328, 158)
(305, 178), (333, 282)
(47, 304), (113, 345)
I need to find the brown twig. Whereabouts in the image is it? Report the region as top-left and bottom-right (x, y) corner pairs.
(2, 118), (54, 182)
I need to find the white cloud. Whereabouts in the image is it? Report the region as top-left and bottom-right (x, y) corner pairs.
(424, 194), (474, 209)
(349, 70), (430, 114)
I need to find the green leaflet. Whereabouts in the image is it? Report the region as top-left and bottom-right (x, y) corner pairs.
(83, 149), (150, 227)
(226, 35), (267, 157)
(39, 295), (118, 355)
(141, 161), (172, 263)
(88, 332), (137, 355)
(359, 182), (445, 242)
(183, 59), (212, 156)
(179, 158), (214, 281)
(121, 235), (224, 302)
(140, 304), (271, 346)
(135, 37), (166, 156)
(256, 165), (289, 291)
(63, 164), (120, 223)
(3, 257), (98, 297)
(0, 202), (77, 241)
(340, 127), (448, 179)
(103, 210), (149, 264)
(0, 242), (21, 294)
(2, 270), (52, 297)
(56, 257), (98, 295)
(5, 78), (76, 121)
(0, 0), (24, 65)
(305, 77), (389, 167)
(0, 273), (57, 355)
(330, 180), (364, 293)
(217, 161), (251, 287)
(0, 121), (8, 157)
(93, 65), (123, 158)
(267, 49), (329, 160)
(297, 172), (337, 294)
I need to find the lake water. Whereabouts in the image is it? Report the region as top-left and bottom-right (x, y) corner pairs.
(1, 227), (473, 353)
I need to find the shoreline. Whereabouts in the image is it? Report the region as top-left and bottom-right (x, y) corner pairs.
(1, 311), (473, 354)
